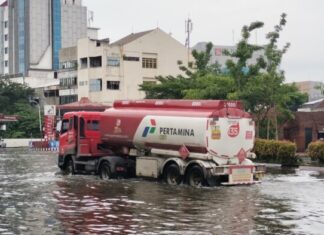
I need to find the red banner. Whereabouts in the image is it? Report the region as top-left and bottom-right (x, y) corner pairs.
(43, 115), (56, 140)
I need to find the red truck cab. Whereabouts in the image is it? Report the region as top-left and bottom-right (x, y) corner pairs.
(58, 112), (105, 172)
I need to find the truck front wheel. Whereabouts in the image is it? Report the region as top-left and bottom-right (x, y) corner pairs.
(186, 165), (206, 187)
(63, 157), (75, 175)
(99, 162), (112, 180)
(164, 163), (182, 185)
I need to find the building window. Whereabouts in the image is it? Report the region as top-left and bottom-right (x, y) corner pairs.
(89, 78), (102, 92)
(90, 56), (102, 68)
(44, 89), (59, 97)
(4, 34), (8, 41)
(4, 48), (8, 54)
(80, 57), (88, 69)
(4, 21), (8, 28)
(60, 60), (77, 70)
(4, 61), (8, 67)
(142, 58), (157, 69)
(59, 95), (78, 105)
(123, 55), (139, 61)
(107, 81), (120, 90)
(60, 77), (77, 87)
(107, 57), (120, 67)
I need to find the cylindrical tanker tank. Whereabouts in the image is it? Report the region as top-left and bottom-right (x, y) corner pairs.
(99, 99), (255, 163)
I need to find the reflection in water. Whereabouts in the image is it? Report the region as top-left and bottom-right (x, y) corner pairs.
(0, 149), (324, 234)
(54, 179), (259, 234)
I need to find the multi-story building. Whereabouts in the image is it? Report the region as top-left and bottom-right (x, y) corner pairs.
(76, 28), (191, 105)
(58, 27), (98, 105)
(193, 42), (264, 71)
(0, 0), (87, 77)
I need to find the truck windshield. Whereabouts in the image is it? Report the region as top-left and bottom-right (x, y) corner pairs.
(61, 119), (69, 134)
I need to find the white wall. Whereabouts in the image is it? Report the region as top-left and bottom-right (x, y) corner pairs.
(3, 139), (42, 148)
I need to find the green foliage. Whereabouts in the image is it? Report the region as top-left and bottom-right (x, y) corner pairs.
(253, 139), (297, 165)
(307, 141), (324, 163)
(0, 79), (34, 114)
(191, 42), (213, 73)
(224, 21), (265, 91)
(140, 75), (194, 99)
(183, 75), (235, 99)
(231, 13), (306, 139)
(0, 78), (41, 138)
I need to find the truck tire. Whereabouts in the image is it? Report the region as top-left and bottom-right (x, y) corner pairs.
(99, 162), (111, 180)
(186, 165), (206, 187)
(63, 158), (75, 175)
(164, 163), (182, 185)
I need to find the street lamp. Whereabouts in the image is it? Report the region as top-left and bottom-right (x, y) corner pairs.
(29, 98), (42, 136)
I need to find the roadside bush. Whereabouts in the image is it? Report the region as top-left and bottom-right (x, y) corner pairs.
(253, 139), (297, 166)
(307, 141), (324, 163)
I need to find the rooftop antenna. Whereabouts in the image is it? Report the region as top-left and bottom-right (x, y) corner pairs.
(185, 17), (193, 66)
(88, 10), (94, 27)
(232, 29), (235, 45)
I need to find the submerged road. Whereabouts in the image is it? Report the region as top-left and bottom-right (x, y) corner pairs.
(0, 148), (324, 235)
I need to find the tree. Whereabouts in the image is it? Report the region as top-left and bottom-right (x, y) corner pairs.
(229, 13), (307, 139)
(4, 103), (41, 138)
(224, 21), (266, 93)
(0, 79), (41, 138)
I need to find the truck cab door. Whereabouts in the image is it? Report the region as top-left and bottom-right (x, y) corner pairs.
(78, 117), (91, 156)
(59, 117), (77, 156)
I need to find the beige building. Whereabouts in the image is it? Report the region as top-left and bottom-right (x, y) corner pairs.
(76, 28), (191, 105)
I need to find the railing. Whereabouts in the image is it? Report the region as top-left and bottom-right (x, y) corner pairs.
(30, 140), (59, 151)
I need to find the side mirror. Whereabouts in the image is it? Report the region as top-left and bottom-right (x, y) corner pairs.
(56, 120), (62, 132)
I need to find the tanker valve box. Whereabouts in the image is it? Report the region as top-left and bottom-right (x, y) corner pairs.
(136, 157), (162, 178)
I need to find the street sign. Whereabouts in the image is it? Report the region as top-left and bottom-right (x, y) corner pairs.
(44, 105), (56, 116)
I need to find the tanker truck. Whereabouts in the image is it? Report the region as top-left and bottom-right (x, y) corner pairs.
(58, 99), (265, 186)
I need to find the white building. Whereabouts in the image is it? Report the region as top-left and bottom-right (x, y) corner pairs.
(65, 28), (191, 105)
(193, 42), (264, 72)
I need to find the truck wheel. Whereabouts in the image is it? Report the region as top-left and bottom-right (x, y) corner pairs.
(186, 165), (205, 187)
(99, 162), (111, 180)
(63, 158), (75, 175)
(164, 163), (182, 185)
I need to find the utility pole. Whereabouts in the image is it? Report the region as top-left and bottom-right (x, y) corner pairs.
(185, 18), (193, 66)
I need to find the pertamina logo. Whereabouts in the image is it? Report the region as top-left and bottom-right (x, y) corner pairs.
(142, 119), (156, 137)
(228, 123), (240, 137)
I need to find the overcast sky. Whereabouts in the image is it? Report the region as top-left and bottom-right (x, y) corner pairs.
(83, 0), (324, 83)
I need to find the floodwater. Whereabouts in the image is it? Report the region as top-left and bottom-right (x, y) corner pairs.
(0, 149), (324, 235)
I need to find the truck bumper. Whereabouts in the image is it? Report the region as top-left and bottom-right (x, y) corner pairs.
(208, 164), (266, 185)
